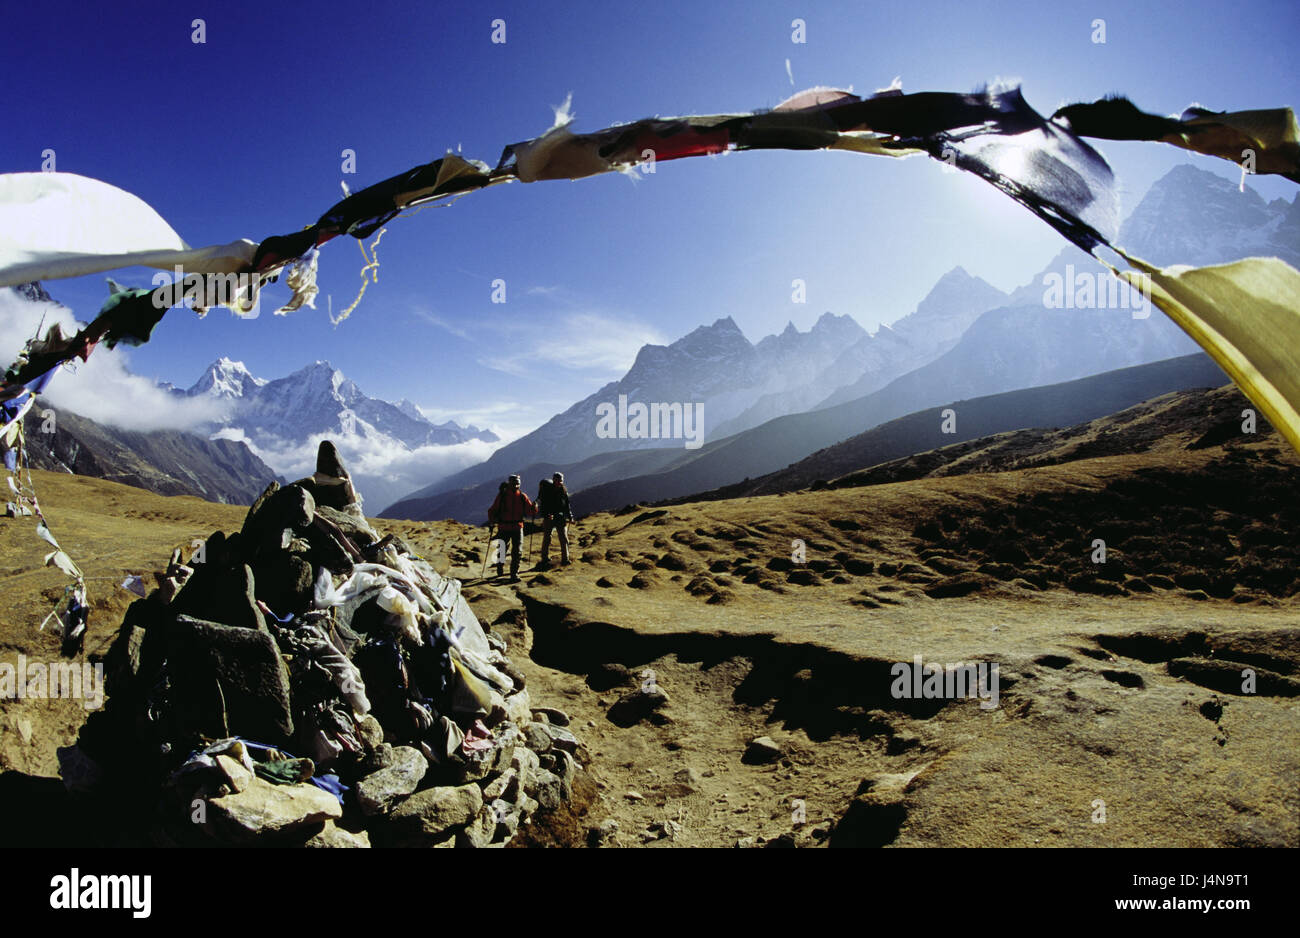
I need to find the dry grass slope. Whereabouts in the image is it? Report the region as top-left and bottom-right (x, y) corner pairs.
(2, 417), (1297, 847)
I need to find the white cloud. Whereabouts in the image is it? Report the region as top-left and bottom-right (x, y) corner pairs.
(412, 309), (471, 340)
(415, 397), (573, 446)
(1, 289), (621, 510)
(481, 312), (664, 378)
(219, 425), (503, 512)
(0, 290), (579, 512)
(0, 290), (230, 432)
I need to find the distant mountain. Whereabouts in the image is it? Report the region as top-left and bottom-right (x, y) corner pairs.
(168, 358), (500, 510)
(383, 163), (1292, 521)
(185, 357), (266, 400)
(21, 404), (280, 504)
(814, 266), (1009, 409)
(179, 358), (499, 451)
(388, 313), (864, 508)
(1003, 165), (1300, 309)
(380, 446), (690, 526)
(383, 353), (1230, 522)
(12, 282), (54, 304)
(563, 352), (1230, 516)
(676, 353), (1230, 502)
(4, 286), (280, 504)
(1117, 163), (1300, 268)
(393, 273), (1007, 513)
(707, 312), (870, 437)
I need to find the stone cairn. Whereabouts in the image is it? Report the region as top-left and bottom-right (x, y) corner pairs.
(70, 441), (582, 847)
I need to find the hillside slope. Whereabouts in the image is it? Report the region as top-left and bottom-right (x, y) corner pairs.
(684, 354), (1230, 501)
(21, 405), (280, 504)
(4, 401), (1297, 848)
(572, 353), (1227, 515)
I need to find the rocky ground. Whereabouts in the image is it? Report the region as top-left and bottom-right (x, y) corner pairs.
(2, 427), (1297, 847)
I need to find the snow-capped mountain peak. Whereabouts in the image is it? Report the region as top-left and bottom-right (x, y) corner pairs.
(164, 356), (502, 511)
(178, 355), (495, 443)
(186, 357), (266, 399)
(1117, 164), (1300, 268)
(395, 398), (426, 422)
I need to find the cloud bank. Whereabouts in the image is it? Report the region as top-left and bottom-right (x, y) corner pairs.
(2, 288), (518, 510)
(214, 426), (501, 512)
(0, 290), (229, 432)
(481, 312), (664, 377)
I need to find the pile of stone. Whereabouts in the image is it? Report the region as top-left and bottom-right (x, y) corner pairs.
(67, 441), (582, 847)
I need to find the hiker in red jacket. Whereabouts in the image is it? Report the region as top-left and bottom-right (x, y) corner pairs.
(487, 474), (536, 582)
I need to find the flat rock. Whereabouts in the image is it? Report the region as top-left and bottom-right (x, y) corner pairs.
(608, 685), (670, 726)
(303, 821), (371, 848)
(265, 483), (316, 531)
(361, 742), (395, 774)
(531, 707), (570, 726)
(315, 505), (378, 548)
(215, 754), (253, 793)
(171, 563), (267, 634)
(383, 784), (483, 847)
(355, 715), (384, 750)
(168, 615), (294, 741)
(356, 746), (428, 815)
(252, 552), (314, 621)
(454, 805), (498, 848)
(524, 723), (554, 754)
(528, 768), (565, 811)
(509, 747), (539, 798)
(207, 777), (341, 841)
(482, 767), (519, 802)
(531, 722), (579, 754)
(744, 736), (783, 764)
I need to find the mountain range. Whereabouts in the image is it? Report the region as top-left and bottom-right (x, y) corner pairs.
(670, 353), (1229, 504)
(386, 268), (1015, 515)
(167, 358), (499, 510)
(382, 164), (1296, 523)
(173, 357), (498, 450)
(7, 164), (1292, 520)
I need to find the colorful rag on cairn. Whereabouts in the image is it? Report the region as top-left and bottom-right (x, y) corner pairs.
(0, 81), (1298, 449)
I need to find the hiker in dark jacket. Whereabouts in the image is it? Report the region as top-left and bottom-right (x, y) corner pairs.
(486, 481), (509, 577)
(535, 472), (574, 569)
(487, 475), (536, 582)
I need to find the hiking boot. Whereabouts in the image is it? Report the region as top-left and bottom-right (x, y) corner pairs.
(509, 575), (521, 583)
(534, 560), (552, 571)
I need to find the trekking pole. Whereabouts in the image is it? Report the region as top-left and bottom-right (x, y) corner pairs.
(480, 526), (494, 578)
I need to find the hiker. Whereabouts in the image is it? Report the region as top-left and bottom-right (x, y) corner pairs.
(486, 481), (509, 577)
(487, 475), (536, 582)
(535, 472), (574, 570)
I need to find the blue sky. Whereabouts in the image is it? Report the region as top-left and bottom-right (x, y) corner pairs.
(3, 0), (1297, 440)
